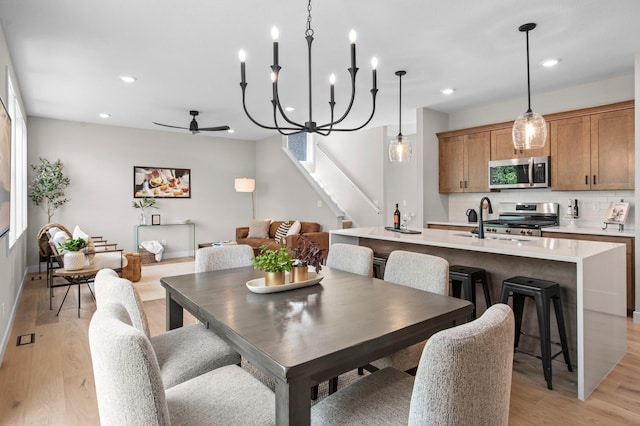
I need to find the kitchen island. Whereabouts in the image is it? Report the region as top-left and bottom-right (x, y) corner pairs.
(330, 226), (627, 400)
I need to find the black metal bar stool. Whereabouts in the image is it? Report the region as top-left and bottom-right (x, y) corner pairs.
(500, 276), (573, 390)
(373, 253), (389, 279)
(449, 265), (492, 319)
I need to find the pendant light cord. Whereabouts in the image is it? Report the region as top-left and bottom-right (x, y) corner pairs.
(525, 29), (532, 113)
(398, 73), (402, 135)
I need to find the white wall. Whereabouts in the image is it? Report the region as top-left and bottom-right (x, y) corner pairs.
(0, 22), (28, 365)
(27, 118), (256, 264)
(254, 134), (338, 231)
(419, 108), (449, 224)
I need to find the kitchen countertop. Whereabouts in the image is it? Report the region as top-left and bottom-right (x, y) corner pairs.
(331, 226), (625, 263)
(426, 221), (635, 238)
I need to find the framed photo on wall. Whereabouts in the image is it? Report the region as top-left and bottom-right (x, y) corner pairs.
(134, 166), (191, 198)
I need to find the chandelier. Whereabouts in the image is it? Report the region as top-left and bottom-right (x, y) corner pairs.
(238, 0), (378, 136)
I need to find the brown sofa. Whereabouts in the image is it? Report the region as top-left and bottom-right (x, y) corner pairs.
(236, 220), (329, 262)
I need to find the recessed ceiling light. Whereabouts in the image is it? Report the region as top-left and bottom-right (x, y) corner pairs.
(285, 107), (295, 112)
(542, 59), (559, 68)
(440, 88), (455, 95)
(227, 129), (235, 133)
(98, 113), (110, 119)
(120, 75), (137, 83)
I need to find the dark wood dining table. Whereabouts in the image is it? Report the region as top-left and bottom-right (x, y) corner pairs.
(160, 266), (473, 426)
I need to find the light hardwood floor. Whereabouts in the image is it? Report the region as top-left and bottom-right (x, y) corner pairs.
(1, 264), (640, 425)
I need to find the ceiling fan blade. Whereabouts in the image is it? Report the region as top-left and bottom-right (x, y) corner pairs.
(153, 122), (189, 130)
(199, 125), (231, 131)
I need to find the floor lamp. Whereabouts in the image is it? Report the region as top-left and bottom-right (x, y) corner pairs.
(234, 177), (256, 219)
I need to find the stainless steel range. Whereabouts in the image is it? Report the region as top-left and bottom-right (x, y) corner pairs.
(479, 202), (559, 237)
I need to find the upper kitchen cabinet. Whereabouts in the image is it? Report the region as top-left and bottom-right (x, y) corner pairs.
(438, 131), (490, 193)
(551, 105), (634, 191)
(490, 125), (550, 160)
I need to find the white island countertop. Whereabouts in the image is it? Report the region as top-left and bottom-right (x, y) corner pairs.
(426, 220), (636, 238)
(331, 226), (625, 263)
(331, 226), (627, 401)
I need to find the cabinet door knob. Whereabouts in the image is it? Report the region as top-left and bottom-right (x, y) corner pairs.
(585, 175), (588, 185)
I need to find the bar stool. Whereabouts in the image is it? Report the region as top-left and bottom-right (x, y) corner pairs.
(449, 265), (492, 319)
(500, 276), (573, 390)
(372, 253), (389, 279)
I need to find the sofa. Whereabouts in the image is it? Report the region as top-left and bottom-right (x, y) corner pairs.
(236, 220), (329, 262)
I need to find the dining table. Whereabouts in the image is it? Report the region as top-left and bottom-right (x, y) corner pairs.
(160, 265), (473, 426)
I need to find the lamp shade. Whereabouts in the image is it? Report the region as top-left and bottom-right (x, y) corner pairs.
(388, 135), (412, 162)
(512, 111), (547, 150)
(234, 177), (255, 192)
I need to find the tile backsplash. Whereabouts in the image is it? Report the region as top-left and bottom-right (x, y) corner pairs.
(447, 189), (635, 230)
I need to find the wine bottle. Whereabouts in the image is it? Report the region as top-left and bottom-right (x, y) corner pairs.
(573, 199), (579, 218)
(394, 204), (401, 230)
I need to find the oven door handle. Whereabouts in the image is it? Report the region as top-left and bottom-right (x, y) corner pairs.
(528, 157), (534, 186)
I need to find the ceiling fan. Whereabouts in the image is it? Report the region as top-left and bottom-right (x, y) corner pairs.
(153, 110), (230, 134)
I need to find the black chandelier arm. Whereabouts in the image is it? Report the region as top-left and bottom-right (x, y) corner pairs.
(272, 79), (305, 129)
(317, 66), (359, 129)
(317, 87), (377, 131)
(240, 84), (302, 132)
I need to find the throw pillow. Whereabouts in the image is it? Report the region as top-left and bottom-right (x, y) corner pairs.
(247, 219), (271, 238)
(286, 220), (301, 236)
(52, 230), (69, 252)
(274, 222), (291, 244)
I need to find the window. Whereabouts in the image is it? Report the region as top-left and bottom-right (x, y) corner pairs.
(7, 73), (27, 248)
(287, 132), (314, 164)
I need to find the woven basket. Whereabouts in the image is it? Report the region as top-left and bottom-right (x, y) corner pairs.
(138, 247), (157, 264)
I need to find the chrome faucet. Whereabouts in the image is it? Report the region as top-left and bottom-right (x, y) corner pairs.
(477, 197), (493, 239)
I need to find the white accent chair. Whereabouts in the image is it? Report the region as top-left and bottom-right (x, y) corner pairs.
(368, 250), (449, 372)
(326, 243), (374, 277)
(195, 244), (255, 273)
(312, 304), (515, 425)
(89, 302), (275, 425)
(94, 269), (240, 389)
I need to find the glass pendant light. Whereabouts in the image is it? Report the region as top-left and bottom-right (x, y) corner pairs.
(389, 70), (412, 162)
(512, 23), (547, 150)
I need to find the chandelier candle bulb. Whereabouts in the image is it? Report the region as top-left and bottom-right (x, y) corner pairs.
(271, 27), (279, 67)
(329, 74), (336, 104)
(371, 57), (378, 90)
(349, 30), (357, 71)
(239, 50), (246, 85)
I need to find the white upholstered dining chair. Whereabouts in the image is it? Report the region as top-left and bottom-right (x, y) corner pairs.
(89, 302), (275, 425)
(368, 250), (450, 372)
(312, 303), (515, 426)
(195, 244), (255, 272)
(326, 243), (374, 277)
(94, 269), (240, 389)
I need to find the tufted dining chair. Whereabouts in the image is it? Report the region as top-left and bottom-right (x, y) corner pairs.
(312, 303), (515, 426)
(195, 244), (255, 273)
(89, 302), (275, 425)
(368, 250), (450, 372)
(326, 243), (374, 277)
(94, 269), (240, 389)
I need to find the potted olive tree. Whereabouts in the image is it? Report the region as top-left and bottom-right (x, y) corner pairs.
(290, 235), (323, 282)
(29, 158), (71, 223)
(252, 245), (293, 286)
(58, 237), (88, 271)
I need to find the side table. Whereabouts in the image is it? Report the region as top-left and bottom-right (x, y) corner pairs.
(52, 265), (101, 317)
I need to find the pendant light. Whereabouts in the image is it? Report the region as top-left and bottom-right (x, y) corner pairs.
(512, 23), (547, 150)
(389, 70), (412, 162)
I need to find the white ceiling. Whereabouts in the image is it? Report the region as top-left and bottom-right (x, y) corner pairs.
(0, 0), (639, 141)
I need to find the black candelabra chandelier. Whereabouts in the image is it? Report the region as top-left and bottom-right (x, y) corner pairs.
(238, 0), (378, 136)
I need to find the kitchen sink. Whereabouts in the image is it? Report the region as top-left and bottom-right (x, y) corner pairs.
(453, 232), (532, 242)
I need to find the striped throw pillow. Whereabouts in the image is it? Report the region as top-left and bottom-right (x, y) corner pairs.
(274, 222), (291, 244)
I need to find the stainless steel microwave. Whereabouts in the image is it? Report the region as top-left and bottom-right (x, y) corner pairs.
(488, 156), (549, 189)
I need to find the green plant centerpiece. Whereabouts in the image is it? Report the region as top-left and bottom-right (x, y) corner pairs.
(252, 245), (293, 286)
(132, 196), (158, 225)
(29, 158), (71, 223)
(57, 237), (89, 271)
(290, 235), (324, 283)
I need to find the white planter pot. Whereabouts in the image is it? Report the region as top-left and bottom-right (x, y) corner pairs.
(64, 251), (86, 271)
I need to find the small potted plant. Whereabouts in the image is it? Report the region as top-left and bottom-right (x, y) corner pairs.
(58, 237), (89, 271)
(290, 235), (324, 282)
(132, 196), (158, 225)
(252, 245), (293, 286)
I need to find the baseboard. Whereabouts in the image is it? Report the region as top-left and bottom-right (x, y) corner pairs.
(0, 268), (27, 367)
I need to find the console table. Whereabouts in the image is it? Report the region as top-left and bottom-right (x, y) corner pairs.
(134, 223), (196, 257)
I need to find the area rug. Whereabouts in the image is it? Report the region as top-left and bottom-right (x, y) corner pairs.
(135, 261), (195, 301)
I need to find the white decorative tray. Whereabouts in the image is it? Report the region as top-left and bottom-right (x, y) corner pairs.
(246, 272), (324, 294)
